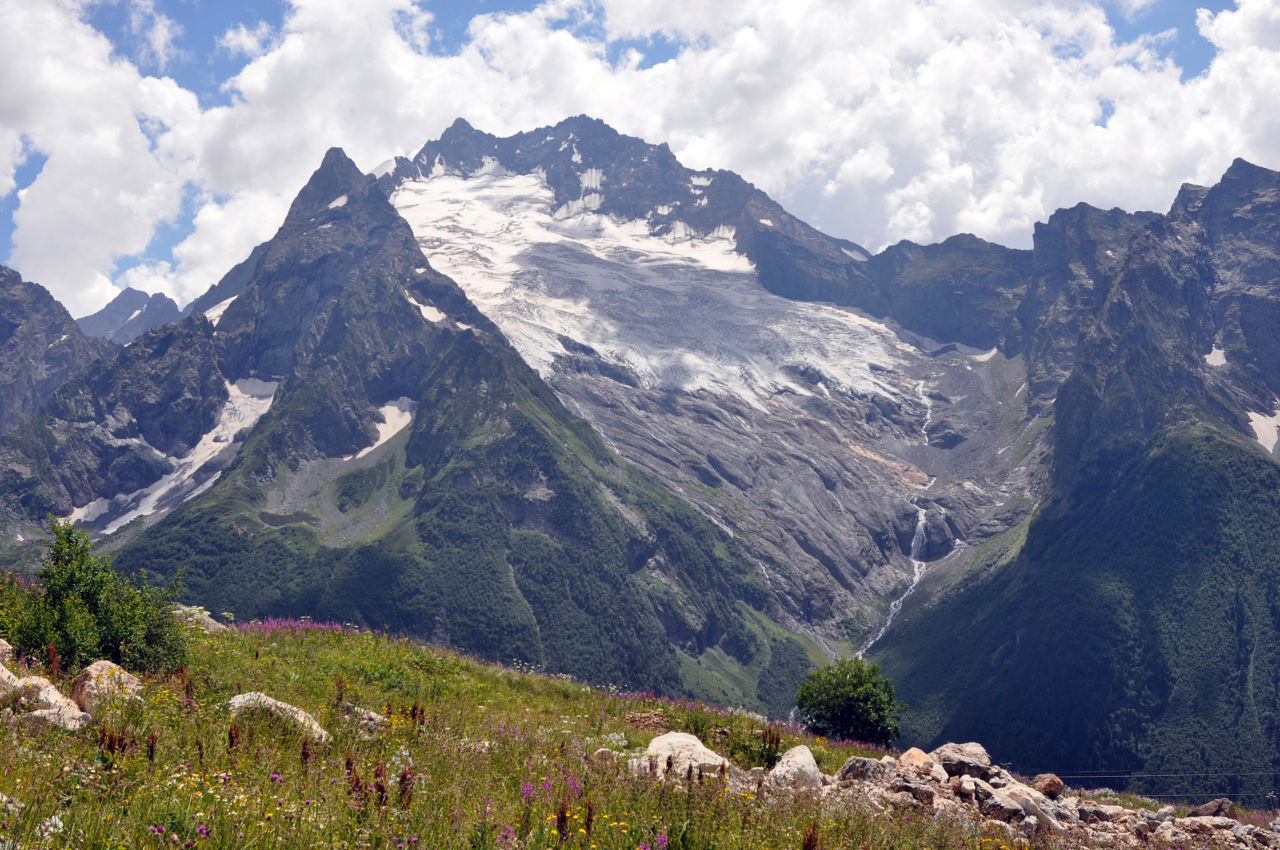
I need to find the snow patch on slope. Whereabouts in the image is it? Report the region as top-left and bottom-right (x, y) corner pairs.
(1205, 347), (1227, 366)
(1249, 410), (1280, 453)
(328, 195), (348, 209)
(354, 398), (417, 460)
(391, 170), (910, 408)
(405, 292), (445, 323)
(202, 296), (236, 327)
(67, 379), (278, 533)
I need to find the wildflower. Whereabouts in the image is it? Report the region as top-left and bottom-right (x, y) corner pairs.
(196, 824), (209, 838)
(520, 781), (535, 801)
(270, 773), (283, 783)
(656, 832), (669, 849)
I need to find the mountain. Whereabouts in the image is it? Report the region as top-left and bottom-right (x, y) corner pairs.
(378, 118), (1280, 791)
(78, 287), (182, 344)
(2, 115), (1280, 788)
(0, 147), (804, 708)
(873, 158), (1280, 796)
(0, 267), (117, 438)
(377, 116), (1044, 659)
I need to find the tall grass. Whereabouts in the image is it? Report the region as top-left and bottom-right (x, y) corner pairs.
(0, 623), (1216, 848)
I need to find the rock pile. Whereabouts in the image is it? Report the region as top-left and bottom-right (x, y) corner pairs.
(629, 734), (1280, 849)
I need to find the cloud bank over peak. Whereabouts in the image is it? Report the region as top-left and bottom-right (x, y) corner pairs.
(0, 0), (1276, 317)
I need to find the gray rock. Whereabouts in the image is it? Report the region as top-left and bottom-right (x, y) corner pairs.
(980, 790), (1025, 822)
(1189, 797), (1235, 818)
(173, 605), (228, 633)
(70, 660), (142, 718)
(836, 755), (889, 783)
(765, 745), (824, 794)
(929, 741), (992, 778)
(5, 676), (92, 731)
(338, 702), (388, 740)
(626, 732), (727, 780)
(227, 692), (330, 744)
(890, 776), (935, 806)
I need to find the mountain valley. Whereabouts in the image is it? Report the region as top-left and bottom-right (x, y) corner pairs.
(1, 117), (1279, 791)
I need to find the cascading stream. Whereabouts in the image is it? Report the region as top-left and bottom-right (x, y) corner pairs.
(859, 507), (929, 657)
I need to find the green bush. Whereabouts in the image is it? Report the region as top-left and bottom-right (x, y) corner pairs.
(794, 656), (904, 746)
(8, 518), (188, 673)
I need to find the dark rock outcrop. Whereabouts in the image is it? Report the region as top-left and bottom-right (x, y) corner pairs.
(0, 267), (117, 436)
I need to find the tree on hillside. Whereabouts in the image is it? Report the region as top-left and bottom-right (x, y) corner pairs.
(11, 517), (188, 672)
(794, 656), (904, 746)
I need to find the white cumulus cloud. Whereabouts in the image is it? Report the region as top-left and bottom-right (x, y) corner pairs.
(1, 0), (1279, 317)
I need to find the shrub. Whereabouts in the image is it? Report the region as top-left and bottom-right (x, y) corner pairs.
(794, 656), (903, 746)
(9, 518), (188, 672)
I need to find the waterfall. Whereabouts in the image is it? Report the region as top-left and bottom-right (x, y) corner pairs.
(859, 508), (929, 657)
(916, 380), (933, 445)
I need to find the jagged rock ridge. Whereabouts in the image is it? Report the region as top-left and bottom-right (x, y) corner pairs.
(78, 287), (181, 344)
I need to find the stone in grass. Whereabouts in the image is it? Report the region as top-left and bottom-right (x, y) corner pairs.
(627, 732), (727, 780)
(765, 745), (824, 794)
(227, 692), (331, 744)
(339, 702), (389, 740)
(70, 660), (142, 719)
(5, 676), (92, 731)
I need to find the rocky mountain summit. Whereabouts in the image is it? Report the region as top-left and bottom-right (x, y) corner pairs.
(77, 287), (181, 345)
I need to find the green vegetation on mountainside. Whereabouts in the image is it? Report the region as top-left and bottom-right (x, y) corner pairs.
(876, 427), (1280, 798)
(114, 333), (799, 713)
(1, 614), (1046, 850)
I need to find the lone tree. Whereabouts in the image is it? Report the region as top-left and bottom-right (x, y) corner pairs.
(11, 517), (188, 672)
(794, 656), (904, 746)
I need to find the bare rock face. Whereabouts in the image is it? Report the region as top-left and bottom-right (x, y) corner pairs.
(765, 745), (823, 794)
(227, 692), (330, 744)
(69, 660), (142, 718)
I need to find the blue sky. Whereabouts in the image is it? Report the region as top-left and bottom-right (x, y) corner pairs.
(1, 0), (1276, 315)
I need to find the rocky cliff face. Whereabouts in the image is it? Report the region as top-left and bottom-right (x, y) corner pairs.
(0, 268), (117, 438)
